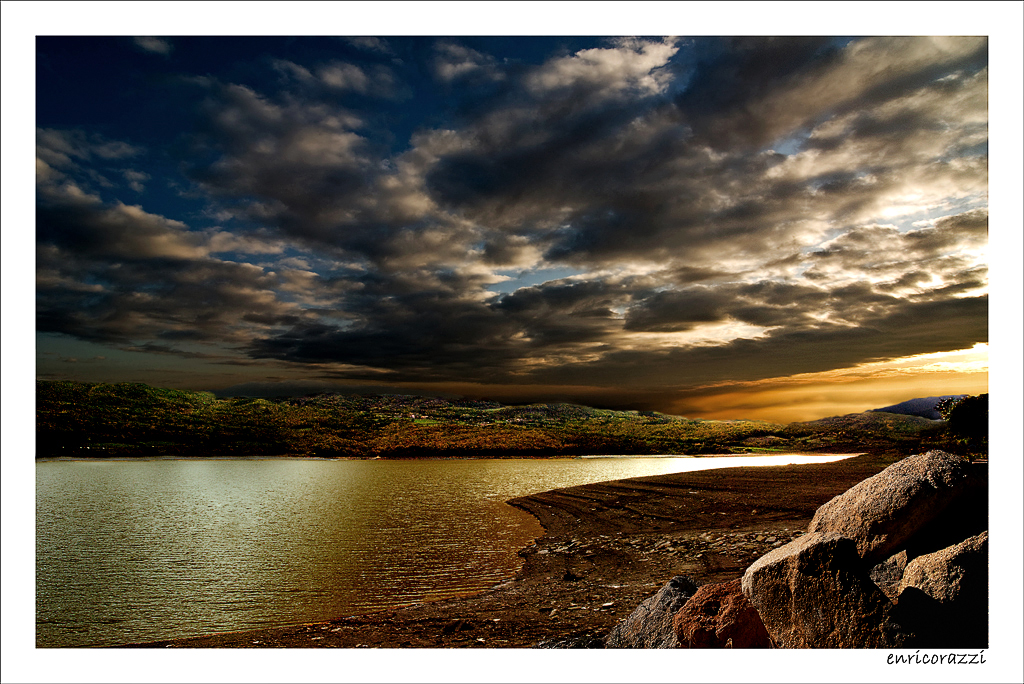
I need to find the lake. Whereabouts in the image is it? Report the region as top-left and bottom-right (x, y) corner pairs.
(36, 454), (853, 647)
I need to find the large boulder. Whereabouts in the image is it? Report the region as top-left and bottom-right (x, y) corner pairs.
(741, 532), (912, 648)
(806, 450), (982, 565)
(894, 531), (988, 648)
(672, 578), (770, 648)
(604, 576), (698, 648)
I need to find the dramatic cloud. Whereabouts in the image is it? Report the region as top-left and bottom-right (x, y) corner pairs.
(36, 36), (990, 418)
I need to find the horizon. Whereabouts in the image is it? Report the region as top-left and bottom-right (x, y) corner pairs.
(36, 360), (984, 426)
(32, 34), (992, 423)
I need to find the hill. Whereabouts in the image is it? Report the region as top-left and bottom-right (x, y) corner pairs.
(782, 411), (945, 452)
(870, 395), (966, 420)
(35, 381), (970, 460)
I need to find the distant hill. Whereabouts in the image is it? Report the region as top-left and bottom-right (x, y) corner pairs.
(870, 395), (966, 420)
(35, 380), (968, 459)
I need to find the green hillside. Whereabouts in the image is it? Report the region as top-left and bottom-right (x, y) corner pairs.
(35, 381), (974, 460)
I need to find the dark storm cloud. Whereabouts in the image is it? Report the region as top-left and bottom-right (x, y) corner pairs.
(414, 37), (986, 271)
(186, 82), (374, 239)
(493, 278), (634, 345)
(527, 294), (988, 392)
(677, 36), (986, 151)
(36, 36), (989, 403)
(182, 36), (987, 273)
(251, 275), (638, 382)
(623, 287), (734, 332)
(673, 36), (842, 148)
(620, 278), (878, 333)
(183, 77), (483, 271)
(36, 134), (308, 350)
(248, 204), (988, 386)
(37, 231), (299, 347)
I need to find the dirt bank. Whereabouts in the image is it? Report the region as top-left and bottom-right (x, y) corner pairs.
(129, 451), (967, 649)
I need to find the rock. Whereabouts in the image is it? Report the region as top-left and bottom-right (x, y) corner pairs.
(898, 531), (987, 601)
(440, 619), (473, 634)
(869, 550), (908, 600)
(604, 576), (698, 648)
(806, 450), (982, 564)
(741, 532), (911, 648)
(894, 531), (988, 648)
(672, 578), (770, 648)
(536, 633), (605, 649)
(900, 477), (987, 561)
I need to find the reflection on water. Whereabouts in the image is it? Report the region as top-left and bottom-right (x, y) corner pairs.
(36, 454), (852, 647)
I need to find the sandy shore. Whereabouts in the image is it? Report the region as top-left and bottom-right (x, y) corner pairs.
(125, 451), (960, 649)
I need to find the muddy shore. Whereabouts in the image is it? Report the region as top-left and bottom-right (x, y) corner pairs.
(127, 451), (938, 649)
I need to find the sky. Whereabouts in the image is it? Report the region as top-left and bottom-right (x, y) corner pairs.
(19, 16), (1016, 424)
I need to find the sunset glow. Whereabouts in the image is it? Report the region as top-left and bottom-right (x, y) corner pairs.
(669, 344), (989, 423)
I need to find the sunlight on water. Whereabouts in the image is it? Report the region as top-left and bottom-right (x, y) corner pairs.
(36, 453), (854, 647)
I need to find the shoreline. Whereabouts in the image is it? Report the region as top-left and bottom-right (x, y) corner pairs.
(106, 450), (937, 649)
(35, 450), (850, 463)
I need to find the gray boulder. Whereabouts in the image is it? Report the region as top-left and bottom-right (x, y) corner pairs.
(806, 450), (982, 564)
(604, 576), (698, 648)
(895, 531), (988, 648)
(741, 532), (912, 648)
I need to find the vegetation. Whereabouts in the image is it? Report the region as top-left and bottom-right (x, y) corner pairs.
(935, 394), (989, 459)
(35, 381), (978, 460)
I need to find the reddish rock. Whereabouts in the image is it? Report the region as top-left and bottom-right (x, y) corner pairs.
(672, 578), (770, 648)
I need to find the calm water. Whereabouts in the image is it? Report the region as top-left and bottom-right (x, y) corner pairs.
(36, 454), (852, 647)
